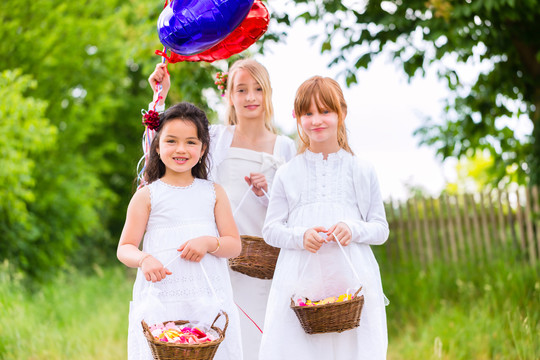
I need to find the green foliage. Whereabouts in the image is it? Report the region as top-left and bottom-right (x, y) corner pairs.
(0, 0), (219, 280)
(270, 0), (540, 185)
(0, 70), (59, 277)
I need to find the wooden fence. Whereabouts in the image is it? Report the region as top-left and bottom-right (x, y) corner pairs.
(380, 186), (540, 267)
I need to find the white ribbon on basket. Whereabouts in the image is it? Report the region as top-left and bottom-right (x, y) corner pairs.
(136, 250), (224, 329)
(150, 252), (221, 300)
(233, 184), (270, 217)
(296, 232), (364, 302)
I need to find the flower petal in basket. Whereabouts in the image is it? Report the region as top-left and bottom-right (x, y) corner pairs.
(290, 288), (364, 335)
(141, 311), (229, 360)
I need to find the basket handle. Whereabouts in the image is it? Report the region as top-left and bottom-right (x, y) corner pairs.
(210, 311), (229, 335)
(144, 253), (220, 302)
(233, 185), (270, 217)
(296, 233), (363, 294)
(141, 319), (150, 334)
(330, 232), (362, 284)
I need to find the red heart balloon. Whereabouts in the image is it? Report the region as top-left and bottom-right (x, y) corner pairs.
(157, 0), (269, 63)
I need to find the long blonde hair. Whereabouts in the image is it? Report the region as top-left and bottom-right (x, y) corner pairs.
(225, 59), (275, 132)
(294, 76), (353, 154)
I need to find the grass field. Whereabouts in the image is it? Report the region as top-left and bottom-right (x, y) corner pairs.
(0, 257), (538, 359)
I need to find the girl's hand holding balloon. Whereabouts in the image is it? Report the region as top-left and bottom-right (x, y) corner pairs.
(244, 172), (268, 197)
(178, 236), (217, 262)
(327, 222), (352, 246)
(303, 227), (327, 253)
(148, 63), (170, 104)
(141, 255), (172, 283)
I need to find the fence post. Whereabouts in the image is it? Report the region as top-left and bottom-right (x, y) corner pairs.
(479, 192), (492, 259)
(452, 193), (466, 261)
(495, 188), (508, 248)
(468, 193), (484, 263)
(436, 196), (449, 262)
(524, 187), (537, 266)
(412, 198), (426, 266)
(442, 194), (458, 262)
(461, 194), (474, 260)
(486, 190), (499, 250)
(421, 197), (433, 263)
(532, 186), (540, 263)
(402, 200), (414, 265)
(515, 189), (527, 254)
(391, 199), (408, 263)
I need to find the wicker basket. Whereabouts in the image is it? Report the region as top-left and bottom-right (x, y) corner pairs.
(141, 311), (229, 360)
(290, 288), (364, 334)
(228, 235), (280, 279)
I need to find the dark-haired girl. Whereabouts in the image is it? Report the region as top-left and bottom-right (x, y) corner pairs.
(117, 102), (243, 359)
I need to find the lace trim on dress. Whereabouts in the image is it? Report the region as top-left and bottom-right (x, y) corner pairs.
(157, 178), (198, 189)
(304, 148), (347, 162)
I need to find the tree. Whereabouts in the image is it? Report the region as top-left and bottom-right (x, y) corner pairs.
(0, 0), (218, 279)
(268, 0), (540, 186)
(0, 70), (59, 278)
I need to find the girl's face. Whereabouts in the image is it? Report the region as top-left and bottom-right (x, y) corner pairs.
(229, 69), (264, 121)
(157, 119), (205, 179)
(300, 99), (339, 151)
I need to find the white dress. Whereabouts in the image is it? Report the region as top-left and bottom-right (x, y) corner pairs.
(127, 179), (242, 360)
(209, 124), (296, 358)
(261, 149), (389, 360)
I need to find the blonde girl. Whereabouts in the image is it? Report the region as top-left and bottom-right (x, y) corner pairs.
(118, 103), (243, 359)
(260, 76), (389, 359)
(148, 59), (296, 358)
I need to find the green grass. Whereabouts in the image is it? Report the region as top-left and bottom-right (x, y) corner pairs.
(0, 256), (538, 359)
(382, 256), (540, 360)
(0, 264), (134, 360)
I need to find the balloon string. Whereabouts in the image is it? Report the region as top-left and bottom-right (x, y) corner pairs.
(137, 46), (168, 188)
(152, 46), (168, 111)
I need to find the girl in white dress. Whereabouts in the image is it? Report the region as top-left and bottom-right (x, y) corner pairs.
(261, 76), (389, 359)
(148, 59), (296, 358)
(117, 102), (243, 360)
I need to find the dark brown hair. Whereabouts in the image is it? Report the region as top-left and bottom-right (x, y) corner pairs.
(145, 102), (210, 183)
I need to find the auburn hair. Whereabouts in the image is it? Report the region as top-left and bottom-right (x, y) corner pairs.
(293, 76), (353, 154)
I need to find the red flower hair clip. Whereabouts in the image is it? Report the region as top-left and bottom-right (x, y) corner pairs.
(142, 109), (160, 130)
(215, 71), (228, 97)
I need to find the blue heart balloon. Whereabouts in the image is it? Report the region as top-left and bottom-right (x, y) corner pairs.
(158, 0), (255, 56)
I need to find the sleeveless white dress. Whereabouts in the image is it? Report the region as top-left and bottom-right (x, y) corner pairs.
(127, 178), (242, 360)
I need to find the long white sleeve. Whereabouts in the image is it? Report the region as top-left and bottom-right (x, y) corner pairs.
(343, 160), (389, 245)
(262, 169), (307, 250)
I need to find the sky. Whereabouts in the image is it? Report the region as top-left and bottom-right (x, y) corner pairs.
(249, 21), (457, 201)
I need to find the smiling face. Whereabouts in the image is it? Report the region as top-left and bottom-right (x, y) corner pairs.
(229, 69), (265, 122)
(294, 76), (352, 155)
(299, 98), (340, 153)
(157, 119), (205, 182)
